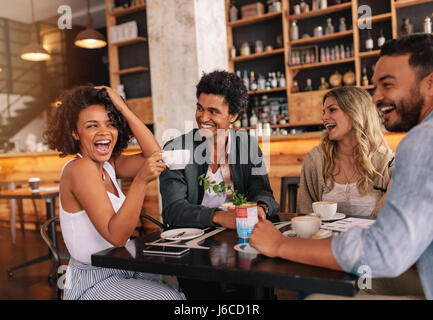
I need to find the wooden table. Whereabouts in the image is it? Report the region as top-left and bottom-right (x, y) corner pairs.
(0, 186), (60, 277)
(92, 215), (359, 299)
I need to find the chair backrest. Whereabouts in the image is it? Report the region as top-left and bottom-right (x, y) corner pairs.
(40, 215), (67, 300)
(280, 176), (300, 213)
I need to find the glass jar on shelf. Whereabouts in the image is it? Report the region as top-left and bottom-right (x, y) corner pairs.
(325, 18), (334, 35)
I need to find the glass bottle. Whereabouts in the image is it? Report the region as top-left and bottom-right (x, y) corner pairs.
(339, 17), (346, 32)
(340, 44), (346, 59)
(400, 18), (413, 36)
(424, 16), (432, 34)
(271, 72), (278, 88)
(242, 108), (249, 127)
(258, 73), (266, 90)
(292, 80), (300, 93)
(325, 18), (334, 35)
(249, 110), (258, 127)
(243, 70), (249, 91)
(279, 72), (286, 88)
(250, 72), (257, 91)
(378, 28), (385, 48)
(366, 31), (374, 51)
(304, 78), (313, 91)
(320, 0), (328, 10)
(319, 77), (330, 90)
(290, 20), (299, 41)
(229, 0), (238, 22)
(362, 66), (369, 86)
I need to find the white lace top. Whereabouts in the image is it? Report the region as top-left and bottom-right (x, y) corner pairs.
(322, 180), (377, 216)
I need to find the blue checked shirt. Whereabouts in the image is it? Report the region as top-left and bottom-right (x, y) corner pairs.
(331, 110), (433, 299)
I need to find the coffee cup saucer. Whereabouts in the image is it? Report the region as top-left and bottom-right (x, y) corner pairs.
(283, 229), (332, 240)
(308, 212), (346, 221)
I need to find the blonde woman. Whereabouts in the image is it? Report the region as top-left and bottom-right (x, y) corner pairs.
(297, 86), (394, 217)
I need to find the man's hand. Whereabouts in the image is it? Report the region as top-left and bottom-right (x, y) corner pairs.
(212, 209), (236, 229)
(250, 216), (286, 258)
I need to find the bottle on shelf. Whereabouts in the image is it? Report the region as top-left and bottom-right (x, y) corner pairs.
(265, 74), (272, 90)
(345, 45), (350, 58)
(339, 17), (346, 32)
(271, 72), (278, 88)
(304, 78), (313, 91)
(400, 18), (413, 36)
(362, 66), (369, 87)
(249, 109), (258, 127)
(258, 74), (266, 90)
(241, 108), (249, 127)
(335, 45), (340, 60)
(243, 70), (249, 91)
(340, 44), (346, 59)
(424, 16), (432, 34)
(250, 72), (257, 91)
(229, 0), (238, 22)
(300, 0), (309, 13)
(365, 31), (374, 51)
(320, 47), (325, 62)
(278, 72), (286, 88)
(325, 18), (334, 35)
(292, 80), (300, 93)
(319, 77), (330, 90)
(378, 28), (385, 48)
(320, 0), (328, 10)
(290, 20), (299, 41)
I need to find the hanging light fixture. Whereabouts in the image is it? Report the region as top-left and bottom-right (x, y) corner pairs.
(21, 0), (51, 61)
(74, 0), (107, 49)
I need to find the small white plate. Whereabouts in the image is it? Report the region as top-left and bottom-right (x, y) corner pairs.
(283, 229), (333, 240)
(309, 212), (346, 221)
(160, 228), (204, 241)
(233, 243), (259, 255)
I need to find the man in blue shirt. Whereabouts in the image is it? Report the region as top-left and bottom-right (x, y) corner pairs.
(250, 34), (433, 299)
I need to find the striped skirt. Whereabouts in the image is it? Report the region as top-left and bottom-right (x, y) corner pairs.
(63, 258), (186, 300)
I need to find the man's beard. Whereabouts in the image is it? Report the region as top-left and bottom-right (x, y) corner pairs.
(385, 89), (424, 132)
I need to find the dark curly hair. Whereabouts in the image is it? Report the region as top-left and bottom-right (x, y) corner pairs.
(43, 85), (132, 157)
(196, 70), (248, 115)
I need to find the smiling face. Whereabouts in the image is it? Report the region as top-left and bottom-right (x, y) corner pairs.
(195, 93), (238, 138)
(322, 97), (354, 142)
(372, 54), (424, 132)
(72, 104), (118, 162)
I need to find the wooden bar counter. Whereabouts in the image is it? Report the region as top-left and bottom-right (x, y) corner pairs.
(0, 131), (405, 231)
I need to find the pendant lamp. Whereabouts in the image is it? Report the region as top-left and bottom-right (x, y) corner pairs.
(74, 0), (107, 49)
(21, 0), (51, 61)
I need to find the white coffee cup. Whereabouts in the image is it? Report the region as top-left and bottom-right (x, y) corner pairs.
(291, 216), (321, 239)
(28, 177), (40, 192)
(312, 201), (337, 219)
(162, 150), (190, 170)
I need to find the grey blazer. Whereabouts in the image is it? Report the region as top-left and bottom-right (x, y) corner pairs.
(159, 129), (279, 228)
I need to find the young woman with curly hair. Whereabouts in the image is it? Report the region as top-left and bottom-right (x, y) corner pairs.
(43, 85), (185, 300)
(297, 86), (394, 216)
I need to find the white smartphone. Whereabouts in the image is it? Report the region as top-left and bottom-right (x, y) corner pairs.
(142, 245), (190, 256)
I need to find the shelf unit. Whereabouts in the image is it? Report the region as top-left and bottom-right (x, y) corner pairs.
(105, 0), (153, 125)
(225, 0), (433, 129)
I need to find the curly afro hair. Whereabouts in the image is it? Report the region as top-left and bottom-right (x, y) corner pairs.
(43, 85), (132, 157)
(196, 70), (248, 115)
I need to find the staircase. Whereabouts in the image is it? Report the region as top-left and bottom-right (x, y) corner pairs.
(0, 19), (66, 152)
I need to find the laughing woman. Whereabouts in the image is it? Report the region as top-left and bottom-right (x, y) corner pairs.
(43, 86), (185, 300)
(297, 87), (394, 217)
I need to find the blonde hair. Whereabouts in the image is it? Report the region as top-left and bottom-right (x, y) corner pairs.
(321, 87), (391, 195)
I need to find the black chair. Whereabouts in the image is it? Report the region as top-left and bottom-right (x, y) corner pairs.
(136, 212), (167, 236)
(40, 216), (70, 300)
(280, 176), (300, 213)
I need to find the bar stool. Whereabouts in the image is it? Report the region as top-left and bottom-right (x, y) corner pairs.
(280, 176), (300, 213)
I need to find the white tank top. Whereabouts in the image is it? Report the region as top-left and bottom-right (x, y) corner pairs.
(59, 158), (126, 264)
